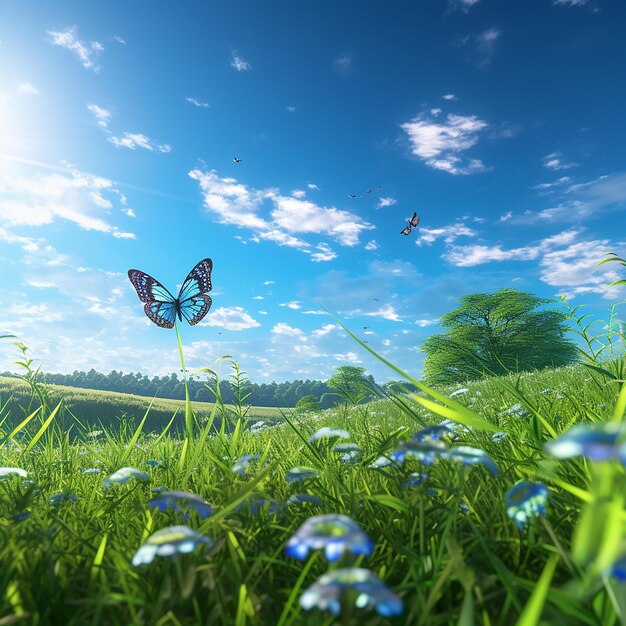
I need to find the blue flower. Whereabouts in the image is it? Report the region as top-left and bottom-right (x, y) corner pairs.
(609, 555), (626, 581)
(131, 525), (213, 566)
(285, 514), (374, 562)
(236, 496), (281, 515)
(232, 454), (260, 476)
(286, 467), (319, 483)
(505, 481), (548, 530)
(389, 441), (447, 466)
(442, 446), (499, 475)
(412, 422), (454, 443)
(544, 424), (626, 462)
(309, 427), (350, 443)
(147, 490), (213, 519)
(102, 467), (150, 488)
(286, 494), (323, 507)
(12, 511), (31, 522)
(299, 568), (403, 617)
(49, 491), (78, 506)
(402, 472), (428, 488)
(0, 468), (28, 480)
(145, 460), (162, 468)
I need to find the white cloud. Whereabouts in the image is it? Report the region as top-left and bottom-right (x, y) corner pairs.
(0, 161), (135, 238)
(279, 301), (302, 310)
(263, 280), (275, 285)
(186, 97), (210, 108)
(108, 132), (171, 153)
(415, 319), (439, 327)
(377, 196), (396, 208)
(123, 208), (136, 218)
(401, 112), (488, 175)
(87, 103), (112, 129)
(364, 304), (403, 322)
(442, 94), (457, 101)
(291, 189), (306, 198)
(553, 0), (589, 5)
(287, 106), (296, 112)
(271, 323), (306, 339)
(307, 183), (319, 190)
(17, 82), (39, 95)
(333, 54), (352, 73)
(258, 310), (268, 315)
(302, 309), (327, 315)
(198, 306), (260, 330)
(543, 152), (578, 171)
(499, 211), (513, 222)
(312, 324), (336, 337)
(533, 176), (572, 190)
(231, 53), (251, 71)
(416, 222), (478, 246)
(48, 26), (103, 71)
(189, 169), (372, 257)
(310, 243), (337, 262)
(430, 108), (442, 116)
(333, 352), (361, 364)
(252, 295), (264, 300)
(446, 244), (540, 266)
(113, 34), (126, 45)
(364, 240), (378, 251)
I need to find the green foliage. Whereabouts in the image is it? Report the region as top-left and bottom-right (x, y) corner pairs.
(325, 365), (376, 406)
(595, 251), (626, 288)
(421, 288), (579, 386)
(294, 394), (322, 413)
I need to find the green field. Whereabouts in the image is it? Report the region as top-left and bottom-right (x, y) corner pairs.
(1, 358), (625, 625)
(0, 375), (286, 436)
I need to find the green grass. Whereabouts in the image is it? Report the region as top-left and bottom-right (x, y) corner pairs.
(0, 360), (624, 625)
(0, 375), (286, 437)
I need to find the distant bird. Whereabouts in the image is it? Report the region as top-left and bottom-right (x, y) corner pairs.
(400, 212), (420, 236)
(349, 185), (382, 199)
(363, 340), (369, 344)
(233, 157), (242, 163)
(373, 298), (379, 302)
(363, 326), (370, 329)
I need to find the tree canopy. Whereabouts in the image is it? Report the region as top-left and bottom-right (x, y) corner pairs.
(421, 288), (579, 386)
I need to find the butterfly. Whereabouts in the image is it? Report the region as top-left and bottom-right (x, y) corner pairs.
(128, 258), (213, 329)
(400, 212), (420, 236)
(348, 185), (382, 199)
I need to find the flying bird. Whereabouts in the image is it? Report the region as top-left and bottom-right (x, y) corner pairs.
(233, 157), (242, 163)
(373, 298), (379, 302)
(400, 212), (420, 236)
(349, 185), (382, 199)
(128, 258), (213, 328)
(363, 326), (370, 329)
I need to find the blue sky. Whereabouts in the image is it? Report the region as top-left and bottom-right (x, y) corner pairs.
(1, 0), (625, 383)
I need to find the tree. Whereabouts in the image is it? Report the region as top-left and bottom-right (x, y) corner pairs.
(325, 366), (375, 406)
(295, 394), (322, 413)
(421, 288), (579, 386)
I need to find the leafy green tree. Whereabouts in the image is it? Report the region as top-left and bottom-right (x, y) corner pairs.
(295, 394), (322, 413)
(325, 366), (375, 406)
(421, 288), (579, 386)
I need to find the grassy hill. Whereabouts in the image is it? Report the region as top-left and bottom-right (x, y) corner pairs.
(0, 375), (286, 436)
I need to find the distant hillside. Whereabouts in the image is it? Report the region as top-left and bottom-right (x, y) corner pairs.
(0, 376), (285, 436)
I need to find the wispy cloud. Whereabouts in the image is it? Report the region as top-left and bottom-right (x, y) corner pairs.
(87, 103), (112, 129)
(231, 52), (252, 71)
(48, 26), (103, 72)
(401, 112), (488, 175)
(448, 0), (481, 12)
(189, 169), (373, 259)
(553, 0), (589, 6)
(0, 159), (135, 238)
(307, 183), (319, 190)
(475, 27), (501, 66)
(186, 97), (210, 108)
(108, 132), (171, 153)
(279, 301), (302, 310)
(543, 152), (578, 171)
(287, 105), (296, 112)
(332, 54), (352, 73)
(442, 94), (457, 101)
(364, 240), (378, 251)
(377, 196), (396, 208)
(17, 82), (39, 95)
(291, 189), (306, 199)
(113, 34), (126, 45)
(533, 176), (572, 191)
(416, 221), (478, 246)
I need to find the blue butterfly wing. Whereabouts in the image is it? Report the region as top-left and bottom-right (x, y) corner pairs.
(144, 301), (177, 329)
(128, 269), (178, 329)
(176, 258), (213, 326)
(179, 294), (213, 326)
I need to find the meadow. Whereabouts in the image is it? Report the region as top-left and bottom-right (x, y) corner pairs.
(1, 328), (626, 625)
